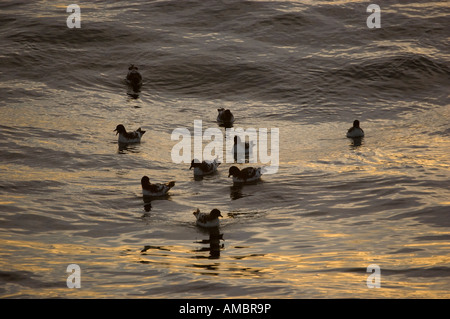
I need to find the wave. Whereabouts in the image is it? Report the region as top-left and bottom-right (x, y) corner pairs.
(335, 54), (449, 82)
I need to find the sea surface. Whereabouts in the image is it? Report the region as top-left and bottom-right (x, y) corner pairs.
(0, 0), (449, 298)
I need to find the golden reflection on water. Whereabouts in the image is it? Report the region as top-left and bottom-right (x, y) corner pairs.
(1, 0), (448, 300)
(2, 234), (449, 298)
(261, 251), (450, 298)
(0, 163), (110, 184)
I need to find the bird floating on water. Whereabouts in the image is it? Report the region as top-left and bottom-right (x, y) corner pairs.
(346, 120), (365, 138)
(228, 166), (262, 183)
(126, 64), (142, 91)
(189, 158), (221, 176)
(114, 124), (146, 144)
(217, 108), (235, 127)
(141, 176), (175, 197)
(193, 208), (223, 228)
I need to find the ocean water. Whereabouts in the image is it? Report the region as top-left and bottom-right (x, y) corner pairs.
(0, 0), (449, 298)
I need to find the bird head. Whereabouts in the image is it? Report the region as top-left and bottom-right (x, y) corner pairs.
(228, 166), (240, 177)
(189, 159), (201, 170)
(114, 124), (126, 135)
(141, 176), (150, 186)
(210, 209), (223, 218)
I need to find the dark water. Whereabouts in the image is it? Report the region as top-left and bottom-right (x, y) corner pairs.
(0, 0), (449, 298)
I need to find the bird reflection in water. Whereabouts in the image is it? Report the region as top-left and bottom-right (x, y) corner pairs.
(118, 142), (141, 154)
(194, 227), (224, 259)
(349, 136), (364, 148)
(229, 183), (256, 200)
(143, 201), (152, 212)
(140, 201), (152, 222)
(127, 92), (140, 99)
(230, 184), (244, 200)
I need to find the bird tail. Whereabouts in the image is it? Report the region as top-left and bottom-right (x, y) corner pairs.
(137, 128), (146, 135)
(193, 208), (200, 217)
(167, 181), (175, 188)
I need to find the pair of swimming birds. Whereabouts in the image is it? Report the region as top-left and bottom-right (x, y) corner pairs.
(115, 107), (234, 144)
(189, 158), (262, 181)
(218, 109), (366, 139)
(141, 162), (262, 196)
(141, 176), (222, 228)
(141, 174), (227, 228)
